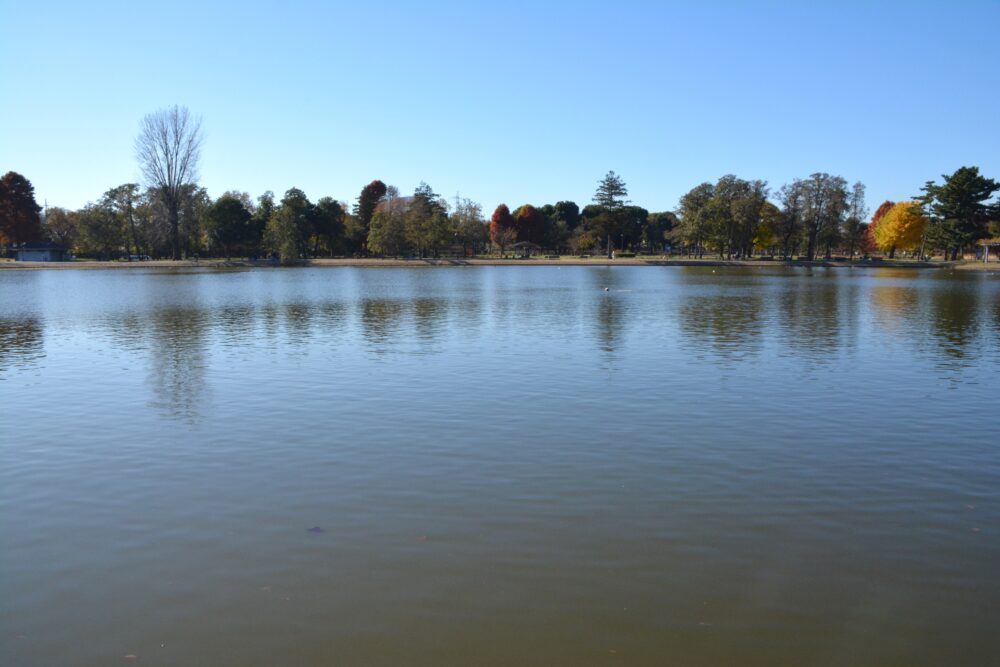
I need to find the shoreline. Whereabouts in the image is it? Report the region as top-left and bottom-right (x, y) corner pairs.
(1, 257), (994, 271)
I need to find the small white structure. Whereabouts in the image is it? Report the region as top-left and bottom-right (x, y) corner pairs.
(979, 238), (1000, 264)
(16, 241), (69, 262)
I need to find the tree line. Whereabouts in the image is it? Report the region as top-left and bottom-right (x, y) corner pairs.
(2, 106), (997, 263)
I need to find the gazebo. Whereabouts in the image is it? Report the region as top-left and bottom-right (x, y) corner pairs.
(978, 237), (1000, 263)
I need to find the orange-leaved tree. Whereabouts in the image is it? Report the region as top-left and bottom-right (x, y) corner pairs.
(512, 204), (547, 247)
(873, 202), (928, 258)
(865, 200), (895, 255)
(490, 204), (516, 256)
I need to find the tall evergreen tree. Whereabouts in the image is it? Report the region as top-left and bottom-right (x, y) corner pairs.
(0, 171), (43, 245)
(920, 166), (999, 260)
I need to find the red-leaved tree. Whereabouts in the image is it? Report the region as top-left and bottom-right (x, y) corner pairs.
(513, 204), (547, 246)
(490, 204), (516, 256)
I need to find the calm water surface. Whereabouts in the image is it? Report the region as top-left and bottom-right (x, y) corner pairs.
(1, 266), (999, 666)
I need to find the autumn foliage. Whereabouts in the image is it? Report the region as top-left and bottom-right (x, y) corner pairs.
(865, 200), (894, 253)
(873, 202), (928, 254)
(513, 204), (546, 246)
(490, 204), (516, 253)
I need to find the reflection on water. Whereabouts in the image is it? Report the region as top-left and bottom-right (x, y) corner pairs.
(361, 299), (404, 351)
(149, 308), (209, 421)
(1, 266), (999, 667)
(0, 316), (44, 373)
(776, 274), (853, 362)
(678, 295), (764, 360)
(928, 279), (981, 360)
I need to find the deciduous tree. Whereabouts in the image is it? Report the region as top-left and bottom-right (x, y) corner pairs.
(842, 181), (869, 259)
(314, 197), (346, 256)
(490, 204), (516, 256)
(205, 194), (252, 259)
(675, 182), (714, 257)
(135, 105), (204, 259)
(367, 196), (409, 257)
(103, 184), (143, 257)
(452, 197), (487, 256)
(42, 207), (78, 249)
(866, 200), (894, 255)
(873, 202), (928, 256)
(799, 173), (849, 261)
(512, 204), (546, 246)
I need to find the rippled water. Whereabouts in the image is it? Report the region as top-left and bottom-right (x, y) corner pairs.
(2, 266), (998, 666)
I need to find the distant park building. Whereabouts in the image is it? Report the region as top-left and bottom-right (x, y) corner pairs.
(16, 241), (70, 262)
(979, 237), (1000, 263)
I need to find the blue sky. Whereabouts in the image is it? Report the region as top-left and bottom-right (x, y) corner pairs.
(2, 1), (998, 214)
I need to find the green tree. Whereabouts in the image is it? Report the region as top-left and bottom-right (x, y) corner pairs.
(42, 207), (78, 250)
(354, 180), (387, 254)
(264, 207), (301, 264)
(452, 197), (487, 256)
(205, 194), (252, 258)
(776, 181), (805, 259)
(178, 185), (212, 257)
(77, 201), (124, 259)
(103, 184), (143, 257)
(279, 188), (316, 257)
(249, 191), (275, 253)
(920, 166), (999, 260)
(675, 182), (714, 257)
(644, 212), (677, 252)
(0, 171), (43, 246)
(367, 196), (409, 257)
(406, 184), (450, 257)
(593, 171), (629, 257)
(798, 173), (849, 260)
(552, 201), (581, 230)
(314, 197), (346, 256)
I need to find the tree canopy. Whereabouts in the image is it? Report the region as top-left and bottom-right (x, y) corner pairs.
(920, 166), (1000, 260)
(0, 171), (43, 245)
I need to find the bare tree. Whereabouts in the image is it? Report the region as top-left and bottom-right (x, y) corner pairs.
(135, 106), (203, 259)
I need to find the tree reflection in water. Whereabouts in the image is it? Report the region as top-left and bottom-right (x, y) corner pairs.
(589, 268), (625, 354)
(0, 316), (44, 374)
(677, 295), (764, 361)
(148, 307), (209, 422)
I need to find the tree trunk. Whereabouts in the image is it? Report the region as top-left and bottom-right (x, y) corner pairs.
(806, 231), (817, 261)
(169, 201), (180, 260)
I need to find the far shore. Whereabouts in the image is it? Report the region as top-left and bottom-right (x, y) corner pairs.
(1, 256), (996, 271)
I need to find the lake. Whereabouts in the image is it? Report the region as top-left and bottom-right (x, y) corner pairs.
(1, 265), (998, 666)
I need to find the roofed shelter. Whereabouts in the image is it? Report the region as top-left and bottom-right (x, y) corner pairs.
(16, 241), (70, 262)
(978, 237), (1000, 263)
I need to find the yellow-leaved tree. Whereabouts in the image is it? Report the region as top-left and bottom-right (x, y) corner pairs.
(873, 201), (928, 258)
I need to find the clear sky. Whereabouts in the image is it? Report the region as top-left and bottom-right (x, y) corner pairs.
(2, 0), (998, 215)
